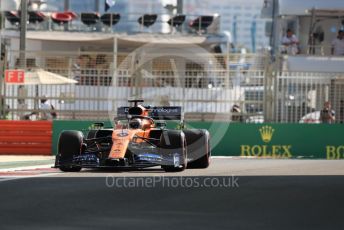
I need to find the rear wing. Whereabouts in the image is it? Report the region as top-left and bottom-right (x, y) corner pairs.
(117, 106), (182, 120)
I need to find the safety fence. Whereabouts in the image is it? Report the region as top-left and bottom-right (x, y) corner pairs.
(1, 51), (269, 122)
(1, 50), (344, 123)
(274, 72), (344, 123)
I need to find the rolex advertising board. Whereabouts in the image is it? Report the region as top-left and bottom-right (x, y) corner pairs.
(240, 125), (292, 158)
(185, 122), (344, 159)
(207, 123), (344, 159)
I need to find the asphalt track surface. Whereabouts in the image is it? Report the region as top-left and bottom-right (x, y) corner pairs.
(0, 158), (344, 230)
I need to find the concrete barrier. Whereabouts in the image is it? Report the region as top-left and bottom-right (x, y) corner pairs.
(0, 120), (52, 155)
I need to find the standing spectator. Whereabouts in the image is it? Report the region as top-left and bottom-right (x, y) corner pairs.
(331, 30), (344, 56)
(39, 95), (57, 120)
(319, 101), (335, 124)
(17, 85), (29, 120)
(339, 100), (344, 123)
(0, 96), (10, 119)
(281, 29), (300, 55)
(231, 104), (243, 122)
(72, 56), (82, 83)
(24, 95), (57, 120)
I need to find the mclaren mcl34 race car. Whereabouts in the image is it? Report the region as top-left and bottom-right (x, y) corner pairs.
(55, 100), (211, 172)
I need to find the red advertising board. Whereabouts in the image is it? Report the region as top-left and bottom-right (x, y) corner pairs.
(5, 70), (25, 83)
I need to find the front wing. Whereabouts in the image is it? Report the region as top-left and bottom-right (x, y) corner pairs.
(55, 149), (183, 169)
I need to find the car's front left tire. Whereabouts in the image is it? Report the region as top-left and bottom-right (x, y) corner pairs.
(56, 130), (83, 172)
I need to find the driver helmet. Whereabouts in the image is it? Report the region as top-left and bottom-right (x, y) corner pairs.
(129, 118), (142, 129)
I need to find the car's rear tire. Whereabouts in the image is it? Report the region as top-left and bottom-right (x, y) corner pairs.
(160, 130), (187, 172)
(56, 130), (83, 172)
(184, 129), (211, 169)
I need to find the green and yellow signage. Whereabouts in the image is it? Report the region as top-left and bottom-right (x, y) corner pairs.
(52, 121), (344, 159)
(240, 125), (292, 158)
(208, 123), (344, 159)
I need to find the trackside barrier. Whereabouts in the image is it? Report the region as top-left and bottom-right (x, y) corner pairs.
(0, 120), (52, 155)
(52, 121), (344, 159)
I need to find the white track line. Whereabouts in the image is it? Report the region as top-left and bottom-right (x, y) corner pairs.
(0, 164), (61, 182)
(0, 172), (62, 182)
(0, 164), (55, 173)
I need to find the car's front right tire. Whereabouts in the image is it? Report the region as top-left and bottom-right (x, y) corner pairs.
(184, 129), (211, 169)
(160, 130), (187, 172)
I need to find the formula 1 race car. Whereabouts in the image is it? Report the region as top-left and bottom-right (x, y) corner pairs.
(54, 99), (211, 172)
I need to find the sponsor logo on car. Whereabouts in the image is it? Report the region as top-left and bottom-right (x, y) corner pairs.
(137, 153), (162, 161)
(173, 153), (180, 167)
(117, 132), (128, 137)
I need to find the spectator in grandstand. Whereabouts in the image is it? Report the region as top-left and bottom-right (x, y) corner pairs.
(79, 55), (91, 66)
(96, 54), (107, 65)
(281, 29), (300, 55)
(74, 55), (93, 85)
(331, 30), (344, 56)
(95, 54), (110, 72)
(87, 56), (97, 69)
(320, 101), (335, 124)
